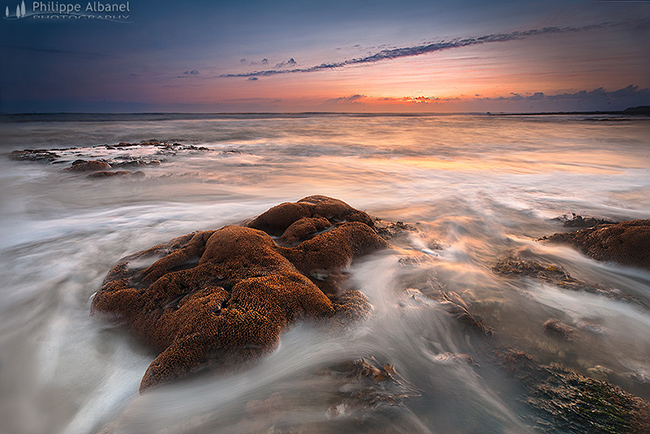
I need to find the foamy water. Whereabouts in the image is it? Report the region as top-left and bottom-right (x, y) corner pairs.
(1, 113), (649, 433)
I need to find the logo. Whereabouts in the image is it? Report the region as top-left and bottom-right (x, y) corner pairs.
(5, 0), (26, 18)
(4, 1), (132, 22)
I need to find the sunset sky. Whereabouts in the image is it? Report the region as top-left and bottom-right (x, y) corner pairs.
(1, 0), (649, 113)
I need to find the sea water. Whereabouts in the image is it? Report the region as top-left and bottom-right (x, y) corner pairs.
(0, 113), (649, 433)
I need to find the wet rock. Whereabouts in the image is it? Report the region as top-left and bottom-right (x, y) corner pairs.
(542, 319), (575, 340)
(495, 348), (537, 375)
(91, 197), (387, 392)
(87, 170), (145, 178)
(528, 364), (650, 434)
(374, 219), (417, 241)
(111, 159), (161, 168)
(556, 213), (617, 229)
(586, 365), (614, 382)
(543, 220), (650, 270)
(438, 291), (493, 336)
(8, 149), (59, 162)
(67, 159), (111, 172)
(430, 352), (478, 366)
(493, 257), (621, 297)
(495, 349), (650, 434)
(279, 216), (331, 245)
(324, 358), (419, 419)
(403, 288), (492, 335)
(249, 195), (374, 235)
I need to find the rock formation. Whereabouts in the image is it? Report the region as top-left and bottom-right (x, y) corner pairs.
(91, 196), (388, 392)
(67, 159), (111, 172)
(544, 220), (650, 269)
(496, 349), (650, 434)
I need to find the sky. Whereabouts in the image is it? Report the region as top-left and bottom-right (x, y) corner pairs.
(1, 0), (649, 113)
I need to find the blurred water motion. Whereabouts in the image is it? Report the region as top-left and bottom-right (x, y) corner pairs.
(0, 113), (649, 433)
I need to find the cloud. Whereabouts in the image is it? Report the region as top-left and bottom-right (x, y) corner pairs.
(320, 86), (649, 111)
(220, 21), (618, 79)
(248, 77), (259, 81)
(403, 96), (438, 104)
(262, 58), (269, 65)
(481, 85), (650, 102)
(176, 69), (200, 78)
(274, 58), (297, 68)
(324, 94), (366, 104)
(377, 95), (459, 103)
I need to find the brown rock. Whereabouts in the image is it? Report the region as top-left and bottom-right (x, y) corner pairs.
(8, 149), (58, 162)
(91, 197), (388, 392)
(492, 257), (622, 297)
(495, 349), (650, 433)
(87, 170), (145, 178)
(280, 216), (331, 245)
(542, 319), (574, 340)
(544, 220), (650, 269)
(248, 195), (374, 234)
(68, 159), (111, 172)
(560, 213), (616, 228)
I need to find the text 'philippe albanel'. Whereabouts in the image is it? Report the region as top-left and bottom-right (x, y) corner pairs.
(32, 1), (130, 14)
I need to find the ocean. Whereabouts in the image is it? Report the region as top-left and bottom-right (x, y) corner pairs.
(0, 113), (649, 433)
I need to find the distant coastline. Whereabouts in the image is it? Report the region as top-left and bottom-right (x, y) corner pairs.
(488, 105), (650, 116)
(0, 106), (648, 119)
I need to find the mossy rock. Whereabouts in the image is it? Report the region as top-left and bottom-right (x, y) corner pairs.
(91, 196), (388, 392)
(544, 220), (650, 270)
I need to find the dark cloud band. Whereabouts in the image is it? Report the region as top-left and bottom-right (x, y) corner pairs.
(220, 21), (616, 79)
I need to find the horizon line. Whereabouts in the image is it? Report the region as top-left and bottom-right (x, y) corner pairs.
(1, 107), (649, 117)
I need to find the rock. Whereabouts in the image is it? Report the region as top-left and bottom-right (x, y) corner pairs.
(8, 149), (58, 162)
(543, 220), (650, 269)
(493, 257), (624, 298)
(111, 159), (161, 168)
(279, 216), (331, 245)
(542, 319), (575, 340)
(438, 291), (493, 336)
(248, 195), (374, 235)
(91, 197), (388, 392)
(403, 288), (492, 335)
(558, 213), (616, 229)
(374, 219), (417, 241)
(87, 170), (145, 178)
(528, 364), (650, 434)
(586, 365), (614, 382)
(324, 358), (419, 419)
(495, 349), (650, 434)
(67, 159), (111, 172)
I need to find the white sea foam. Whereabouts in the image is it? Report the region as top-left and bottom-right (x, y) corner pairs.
(1, 113), (648, 433)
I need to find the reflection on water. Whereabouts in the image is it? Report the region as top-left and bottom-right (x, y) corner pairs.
(0, 114), (649, 433)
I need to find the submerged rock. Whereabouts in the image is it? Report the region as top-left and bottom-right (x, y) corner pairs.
(91, 196), (388, 392)
(8, 149), (58, 162)
(374, 219), (417, 241)
(542, 319), (575, 340)
(493, 257), (624, 298)
(87, 170), (145, 178)
(496, 349), (650, 434)
(528, 364), (650, 434)
(543, 220), (650, 270)
(552, 213), (617, 229)
(67, 159), (111, 172)
(324, 358), (420, 419)
(111, 159), (162, 168)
